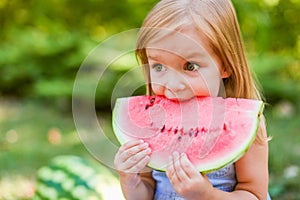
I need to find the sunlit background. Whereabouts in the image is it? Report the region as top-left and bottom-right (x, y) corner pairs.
(0, 0), (299, 199)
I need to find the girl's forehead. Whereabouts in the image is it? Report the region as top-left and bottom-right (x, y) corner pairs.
(146, 27), (212, 60)
(146, 48), (206, 62)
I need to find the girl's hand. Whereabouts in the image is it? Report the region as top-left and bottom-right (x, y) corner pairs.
(166, 152), (214, 200)
(114, 140), (151, 174)
(115, 140), (155, 197)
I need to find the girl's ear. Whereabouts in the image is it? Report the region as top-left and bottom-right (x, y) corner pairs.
(220, 67), (231, 78)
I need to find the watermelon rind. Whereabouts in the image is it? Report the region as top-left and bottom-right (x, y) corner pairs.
(33, 155), (125, 200)
(112, 96), (264, 173)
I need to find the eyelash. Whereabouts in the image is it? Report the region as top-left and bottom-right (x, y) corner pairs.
(184, 62), (201, 72)
(151, 62), (201, 72)
(151, 63), (166, 72)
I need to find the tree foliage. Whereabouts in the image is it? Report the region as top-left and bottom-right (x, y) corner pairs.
(0, 0), (299, 108)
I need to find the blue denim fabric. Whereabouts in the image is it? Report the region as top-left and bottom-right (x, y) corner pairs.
(152, 164), (271, 200)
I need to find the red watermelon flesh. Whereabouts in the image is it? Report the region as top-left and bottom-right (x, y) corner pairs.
(112, 95), (264, 172)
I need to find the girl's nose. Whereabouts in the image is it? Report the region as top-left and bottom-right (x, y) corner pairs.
(165, 70), (186, 92)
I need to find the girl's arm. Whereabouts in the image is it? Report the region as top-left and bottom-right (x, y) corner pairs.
(211, 117), (269, 200)
(233, 116), (269, 199)
(119, 171), (155, 200)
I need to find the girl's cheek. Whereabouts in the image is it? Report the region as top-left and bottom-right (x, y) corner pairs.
(151, 84), (164, 95)
(150, 74), (165, 95)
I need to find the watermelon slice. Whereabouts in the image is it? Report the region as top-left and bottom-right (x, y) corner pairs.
(112, 95), (264, 172)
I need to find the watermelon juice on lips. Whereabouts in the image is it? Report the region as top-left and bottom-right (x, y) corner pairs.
(112, 95), (264, 173)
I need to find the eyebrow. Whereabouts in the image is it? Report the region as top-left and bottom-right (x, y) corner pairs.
(185, 51), (207, 60)
(147, 53), (162, 61)
(147, 51), (206, 62)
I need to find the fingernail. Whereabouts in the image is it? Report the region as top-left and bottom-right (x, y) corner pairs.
(140, 142), (148, 148)
(144, 148), (151, 154)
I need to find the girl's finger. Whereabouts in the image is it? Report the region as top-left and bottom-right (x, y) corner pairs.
(115, 140), (143, 162)
(119, 140), (145, 152)
(126, 147), (151, 166)
(119, 141), (149, 161)
(114, 140), (149, 170)
(119, 147), (151, 172)
(166, 152), (181, 184)
(166, 156), (174, 178)
(180, 153), (200, 179)
(173, 152), (190, 181)
(126, 155), (151, 173)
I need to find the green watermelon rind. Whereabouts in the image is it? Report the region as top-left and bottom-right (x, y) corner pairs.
(33, 155), (124, 200)
(112, 97), (264, 173)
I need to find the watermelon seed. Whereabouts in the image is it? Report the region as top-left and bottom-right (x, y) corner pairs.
(174, 127), (178, 134)
(161, 125), (166, 132)
(194, 131), (198, 137)
(194, 128), (199, 137)
(150, 97), (155, 104)
(223, 123), (228, 131)
(201, 127), (207, 134)
(180, 127), (184, 135)
(145, 97), (156, 110)
(189, 128), (194, 137)
(178, 136), (182, 141)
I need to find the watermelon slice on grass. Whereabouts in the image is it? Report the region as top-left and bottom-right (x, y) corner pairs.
(112, 95), (264, 173)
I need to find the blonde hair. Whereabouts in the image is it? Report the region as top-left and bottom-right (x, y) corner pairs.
(135, 0), (262, 100)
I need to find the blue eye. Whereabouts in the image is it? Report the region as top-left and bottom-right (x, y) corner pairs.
(152, 63), (166, 72)
(184, 62), (200, 71)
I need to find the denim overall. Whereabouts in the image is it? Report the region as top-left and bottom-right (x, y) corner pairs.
(152, 164), (271, 200)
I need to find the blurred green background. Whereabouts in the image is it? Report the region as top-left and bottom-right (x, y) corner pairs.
(0, 0), (299, 199)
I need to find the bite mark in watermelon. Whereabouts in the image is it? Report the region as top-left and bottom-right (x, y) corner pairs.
(112, 95), (264, 172)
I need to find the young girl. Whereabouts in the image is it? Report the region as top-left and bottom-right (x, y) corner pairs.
(114, 0), (271, 199)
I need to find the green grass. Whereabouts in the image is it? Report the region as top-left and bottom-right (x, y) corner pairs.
(266, 103), (300, 200)
(0, 98), (299, 199)
(0, 98), (89, 199)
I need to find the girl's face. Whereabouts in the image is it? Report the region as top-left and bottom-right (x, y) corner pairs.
(146, 26), (229, 101)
